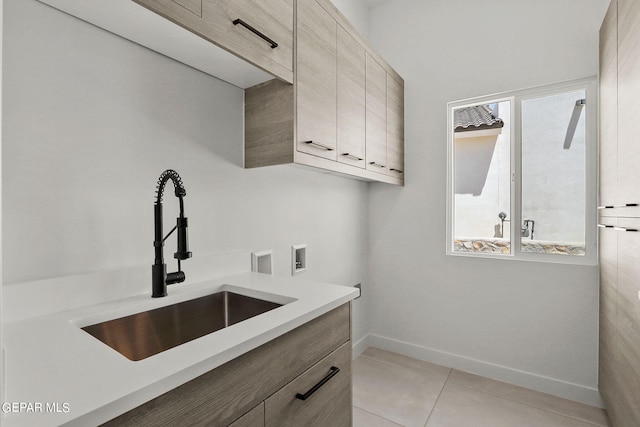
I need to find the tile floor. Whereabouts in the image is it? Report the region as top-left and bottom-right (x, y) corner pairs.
(352, 347), (610, 427)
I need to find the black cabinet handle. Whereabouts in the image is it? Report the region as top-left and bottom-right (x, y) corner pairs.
(232, 19), (278, 49)
(369, 161), (385, 168)
(342, 153), (363, 161)
(295, 366), (340, 401)
(305, 140), (334, 151)
(390, 168), (404, 173)
(597, 203), (638, 209)
(598, 224), (638, 232)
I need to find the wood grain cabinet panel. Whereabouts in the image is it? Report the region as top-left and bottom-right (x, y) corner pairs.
(365, 53), (387, 173)
(599, 0), (618, 211)
(615, 250), (640, 426)
(229, 403), (264, 427)
(296, 0), (337, 160)
(172, 0), (201, 16)
(617, 0), (640, 208)
(386, 74), (404, 177)
(133, 0), (294, 83)
(102, 304), (350, 427)
(337, 25), (366, 169)
(598, 217), (618, 407)
(617, 218), (640, 338)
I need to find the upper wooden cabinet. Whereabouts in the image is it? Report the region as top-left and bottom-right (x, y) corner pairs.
(386, 74), (405, 177)
(599, 0), (618, 210)
(296, 0), (337, 160)
(244, 0), (405, 185)
(365, 54), (388, 173)
(337, 26), (366, 169)
(616, 0), (640, 209)
(133, 0), (294, 83)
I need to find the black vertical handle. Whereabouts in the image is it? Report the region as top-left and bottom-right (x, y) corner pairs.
(295, 366), (340, 401)
(232, 19), (278, 49)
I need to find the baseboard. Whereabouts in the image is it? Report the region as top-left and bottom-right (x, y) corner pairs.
(357, 333), (604, 408)
(351, 334), (371, 358)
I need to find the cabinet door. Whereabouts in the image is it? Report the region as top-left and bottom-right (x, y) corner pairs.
(336, 25), (366, 169)
(386, 74), (404, 177)
(365, 54), (387, 172)
(265, 342), (351, 427)
(617, 0), (640, 207)
(599, 0), (618, 210)
(296, 0), (337, 160)
(133, 0), (294, 83)
(598, 217), (618, 407)
(612, 218), (640, 425)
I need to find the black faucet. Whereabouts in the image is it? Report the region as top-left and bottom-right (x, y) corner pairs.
(152, 169), (192, 298)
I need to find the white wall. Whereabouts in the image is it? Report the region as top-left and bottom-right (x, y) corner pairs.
(365, 0), (609, 406)
(1, 0), (369, 338)
(331, 0), (370, 38)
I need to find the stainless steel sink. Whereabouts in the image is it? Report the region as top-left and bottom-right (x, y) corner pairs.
(81, 291), (282, 361)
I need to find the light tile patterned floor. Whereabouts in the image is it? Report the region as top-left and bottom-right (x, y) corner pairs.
(353, 347), (610, 427)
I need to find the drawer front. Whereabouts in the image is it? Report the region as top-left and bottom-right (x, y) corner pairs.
(265, 342), (352, 427)
(133, 0), (294, 83)
(103, 304), (350, 427)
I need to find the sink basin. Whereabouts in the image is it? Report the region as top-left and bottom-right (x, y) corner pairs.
(81, 291), (283, 361)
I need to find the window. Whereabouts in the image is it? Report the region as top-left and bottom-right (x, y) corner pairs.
(446, 78), (597, 264)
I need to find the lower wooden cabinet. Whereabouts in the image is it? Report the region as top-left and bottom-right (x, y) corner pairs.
(265, 343), (351, 427)
(229, 343), (351, 427)
(101, 304), (351, 427)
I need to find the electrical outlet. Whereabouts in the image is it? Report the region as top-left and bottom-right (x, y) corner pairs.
(291, 245), (307, 276)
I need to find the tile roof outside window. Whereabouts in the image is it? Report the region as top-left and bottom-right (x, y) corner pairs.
(454, 104), (504, 132)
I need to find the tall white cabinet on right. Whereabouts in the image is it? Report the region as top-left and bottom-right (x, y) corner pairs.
(598, 0), (640, 426)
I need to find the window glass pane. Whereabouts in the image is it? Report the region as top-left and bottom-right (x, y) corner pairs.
(521, 90), (586, 255)
(453, 100), (511, 254)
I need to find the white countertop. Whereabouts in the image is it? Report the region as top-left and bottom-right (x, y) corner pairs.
(2, 272), (358, 426)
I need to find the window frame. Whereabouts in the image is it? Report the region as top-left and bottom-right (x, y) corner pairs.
(446, 77), (598, 265)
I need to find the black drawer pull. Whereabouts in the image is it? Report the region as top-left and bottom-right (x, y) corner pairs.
(598, 224), (638, 232)
(390, 168), (404, 173)
(597, 203), (638, 209)
(305, 140), (334, 151)
(232, 19), (278, 49)
(295, 366), (340, 401)
(342, 153), (363, 161)
(369, 161), (385, 168)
